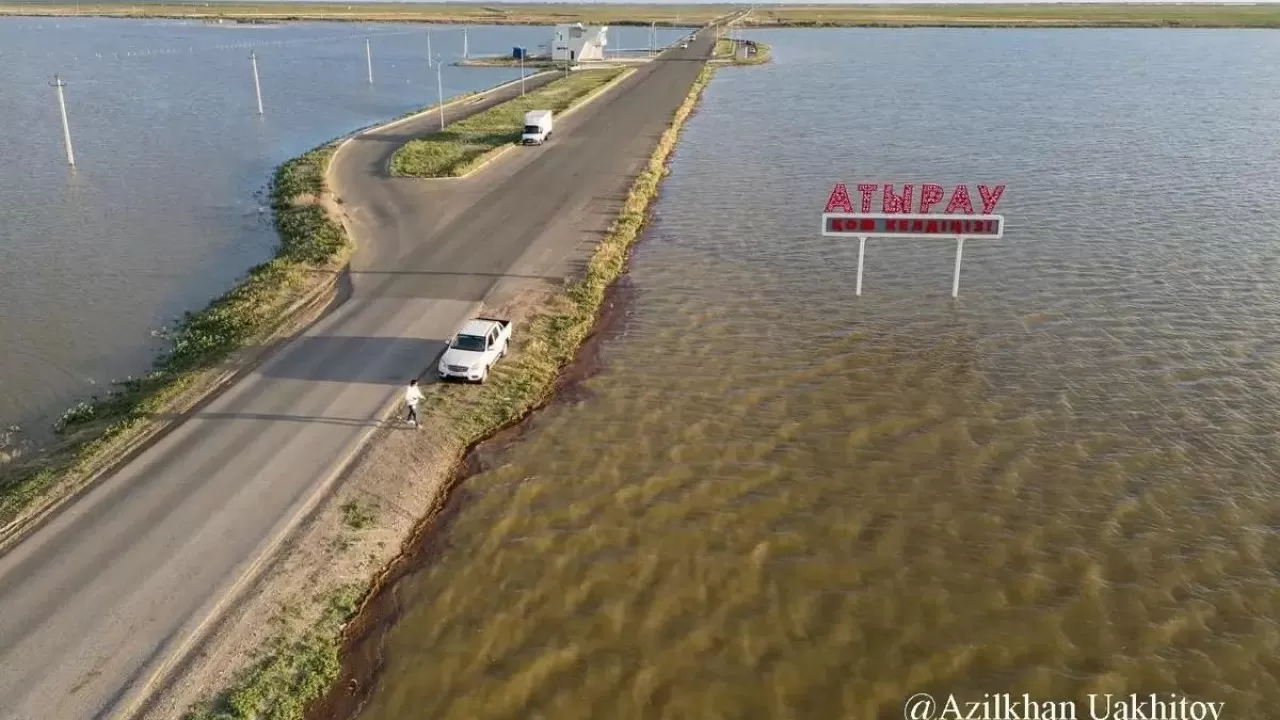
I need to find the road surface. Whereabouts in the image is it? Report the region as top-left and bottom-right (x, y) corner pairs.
(0, 32), (715, 720)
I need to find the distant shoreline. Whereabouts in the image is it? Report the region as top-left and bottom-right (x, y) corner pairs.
(2, 2), (1279, 29)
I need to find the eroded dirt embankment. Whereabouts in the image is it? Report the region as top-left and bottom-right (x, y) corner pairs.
(305, 272), (639, 720)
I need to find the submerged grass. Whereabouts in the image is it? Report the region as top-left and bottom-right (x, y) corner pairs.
(0, 145), (351, 530)
(389, 67), (627, 179)
(178, 59), (720, 720)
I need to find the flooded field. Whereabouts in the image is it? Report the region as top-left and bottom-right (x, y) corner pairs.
(350, 28), (1280, 719)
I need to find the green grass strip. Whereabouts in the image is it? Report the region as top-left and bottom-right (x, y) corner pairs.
(182, 584), (365, 720)
(389, 67), (627, 179)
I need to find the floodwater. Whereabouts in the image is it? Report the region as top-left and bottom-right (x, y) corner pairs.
(351, 29), (1280, 720)
(0, 17), (688, 451)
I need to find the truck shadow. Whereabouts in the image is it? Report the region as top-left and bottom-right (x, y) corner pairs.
(253, 336), (449, 384)
(183, 412), (383, 428)
(347, 269), (563, 302)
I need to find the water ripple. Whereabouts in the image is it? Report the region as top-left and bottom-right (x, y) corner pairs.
(358, 28), (1280, 720)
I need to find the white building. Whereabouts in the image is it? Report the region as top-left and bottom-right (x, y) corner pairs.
(551, 23), (608, 63)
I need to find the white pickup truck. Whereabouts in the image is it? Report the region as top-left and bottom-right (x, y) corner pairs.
(437, 317), (512, 383)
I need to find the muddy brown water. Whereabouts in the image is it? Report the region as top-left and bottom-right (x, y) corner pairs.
(309, 273), (638, 720)
(321, 29), (1280, 720)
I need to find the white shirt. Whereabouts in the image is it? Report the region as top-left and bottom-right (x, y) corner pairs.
(405, 385), (424, 407)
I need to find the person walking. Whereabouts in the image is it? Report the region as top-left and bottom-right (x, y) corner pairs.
(404, 378), (424, 428)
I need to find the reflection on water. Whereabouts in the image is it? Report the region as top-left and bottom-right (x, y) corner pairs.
(356, 29), (1280, 719)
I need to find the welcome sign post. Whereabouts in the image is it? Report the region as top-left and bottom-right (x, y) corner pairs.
(822, 182), (1006, 298)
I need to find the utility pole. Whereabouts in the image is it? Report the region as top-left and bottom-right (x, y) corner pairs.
(426, 30), (432, 68)
(49, 74), (75, 167)
(952, 238), (966, 299)
(519, 48), (525, 95)
(435, 55), (445, 131)
(365, 37), (373, 84)
(249, 49), (264, 115)
(462, 26), (468, 60)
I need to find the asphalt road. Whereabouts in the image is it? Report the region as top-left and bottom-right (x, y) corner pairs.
(0, 32), (715, 720)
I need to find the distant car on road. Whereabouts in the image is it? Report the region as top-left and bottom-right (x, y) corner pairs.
(438, 317), (512, 383)
(680, 42), (689, 49)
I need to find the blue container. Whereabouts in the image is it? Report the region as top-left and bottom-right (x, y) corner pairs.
(512, 46), (527, 60)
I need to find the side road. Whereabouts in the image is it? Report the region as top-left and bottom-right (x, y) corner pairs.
(0, 39), (715, 720)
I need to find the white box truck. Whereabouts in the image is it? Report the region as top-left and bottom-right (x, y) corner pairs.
(521, 110), (553, 145)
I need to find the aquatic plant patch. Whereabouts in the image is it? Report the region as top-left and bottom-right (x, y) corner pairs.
(0, 144), (351, 529)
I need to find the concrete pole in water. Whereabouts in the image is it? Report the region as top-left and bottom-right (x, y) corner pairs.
(50, 74), (75, 167)
(855, 236), (867, 296)
(365, 37), (373, 84)
(436, 56), (445, 131)
(249, 50), (264, 115)
(952, 237), (965, 298)
(426, 30), (432, 68)
(462, 27), (468, 60)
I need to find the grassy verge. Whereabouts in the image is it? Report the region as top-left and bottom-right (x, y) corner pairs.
(177, 57), (720, 720)
(182, 584), (366, 720)
(715, 38), (771, 65)
(390, 67), (627, 179)
(0, 144), (350, 530)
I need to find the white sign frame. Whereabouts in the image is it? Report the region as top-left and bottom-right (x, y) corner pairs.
(820, 212), (1006, 298)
